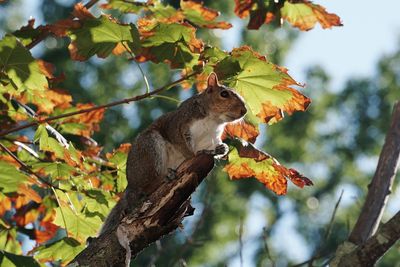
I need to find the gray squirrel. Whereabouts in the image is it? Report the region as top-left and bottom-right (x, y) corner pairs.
(100, 72), (247, 234)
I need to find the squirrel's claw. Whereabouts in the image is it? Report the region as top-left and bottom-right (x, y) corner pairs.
(166, 168), (178, 181)
(214, 143), (229, 156)
(196, 143), (229, 157)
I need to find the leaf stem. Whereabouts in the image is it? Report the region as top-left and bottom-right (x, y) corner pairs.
(0, 71), (199, 137)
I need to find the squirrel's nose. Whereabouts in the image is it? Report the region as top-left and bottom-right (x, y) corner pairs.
(240, 106), (247, 117)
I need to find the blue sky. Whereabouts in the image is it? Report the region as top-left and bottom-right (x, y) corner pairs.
(285, 0), (400, 90)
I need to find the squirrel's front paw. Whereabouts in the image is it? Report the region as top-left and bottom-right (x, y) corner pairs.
(166, 168), (178, 181)
(214, 143), (229, 156)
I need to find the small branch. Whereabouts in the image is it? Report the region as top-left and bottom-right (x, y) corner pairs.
(0, 71), (199, 138)
(337, 210), (400, 267)
(69, 153), (215, 267)
(348, 101), (400, 244)
(25, 0), (100, 49)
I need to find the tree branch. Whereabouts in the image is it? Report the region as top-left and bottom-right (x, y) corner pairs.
(348, 101), (400, 244)
(69, 153), (215, 267)
(25, 0), (100, 49)
(0, 71), (199, 138)
(337, 210), (400, 267)
(331, 101), (400, 266)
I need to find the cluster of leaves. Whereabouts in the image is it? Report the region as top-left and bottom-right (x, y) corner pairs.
(0, 0), (341, 265)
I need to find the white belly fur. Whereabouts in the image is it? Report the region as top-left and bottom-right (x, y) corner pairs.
(189, 117), (225, 153)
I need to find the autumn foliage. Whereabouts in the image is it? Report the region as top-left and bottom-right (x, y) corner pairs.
(0, 0), (341, 265)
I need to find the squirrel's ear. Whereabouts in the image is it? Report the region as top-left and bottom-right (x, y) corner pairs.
(207, 72), (219, 91)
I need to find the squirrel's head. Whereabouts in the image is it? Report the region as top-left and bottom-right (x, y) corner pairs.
(204, 72), (247, 122)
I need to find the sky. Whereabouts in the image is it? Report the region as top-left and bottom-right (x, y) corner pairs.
(285, 0), (400, 90)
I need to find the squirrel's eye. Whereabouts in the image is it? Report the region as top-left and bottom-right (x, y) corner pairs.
(220, 90), (229, 98)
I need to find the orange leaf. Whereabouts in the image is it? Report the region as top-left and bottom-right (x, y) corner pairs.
(224, 141), (312, 195)
(66, 104), (105, 137)
(47, 19), (82, 37)
(35, 221), (59, 244)
(0, 195), (12, 217)
(223, 120), (259, 143)
(72, 3), (95, 20)
(281, 1), (342, 31)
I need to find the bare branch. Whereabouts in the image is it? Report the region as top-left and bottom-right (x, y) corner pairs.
(69, 153), (215, 267)
(0, 71), (199, 138)
(348, 101), (400, 244)
(337, 210), (400, 267)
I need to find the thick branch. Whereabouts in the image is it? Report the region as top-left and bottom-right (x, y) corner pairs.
(0, 71), (198, 137)
(348, 101), (400, 244)
(69, 153), (215, 267)
(338, 210), (400, 267)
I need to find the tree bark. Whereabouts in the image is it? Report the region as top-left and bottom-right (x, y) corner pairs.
(331, 101), (400, 266)
(68, 153), (215, 267)
(348, 101), (400, 244)
(338, 210), (400, 267)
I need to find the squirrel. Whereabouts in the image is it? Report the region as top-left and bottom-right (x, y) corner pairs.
(100, 72), (247, 234)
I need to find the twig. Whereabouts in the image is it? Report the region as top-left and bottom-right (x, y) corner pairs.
(348, 101), (400, 244)
(262, 227), (276, 267)
(239, 216), (244, 267)
(0, 142), (64, 191)
(25, 0), (100, 49)
(0, 71), (199, 137)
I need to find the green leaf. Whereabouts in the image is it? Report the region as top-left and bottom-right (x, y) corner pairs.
(0, 227), (21, 254)
(84, 190), (115, 218)
(101, 0), (147, 13)
(32, 162), (76, 180)
(215, 46), (310, 124)
(34, 125), (66, 159)
(34, 237), (84, 264)
(0, 34), (47, 92)
(0, 161), (28, 193)
(0, 251), (40, 267)
(53, 205), (102, 241)
(139, 22), (202, 69)
(68, 15), (140, 60)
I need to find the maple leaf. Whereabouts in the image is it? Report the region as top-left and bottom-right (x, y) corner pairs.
(223, 119), (259, 143)
(281, 1), (342, 31)
(234, 0), (283, 29)
(12, 19), (44, 46)
(137, 21), (203, 69)
(68, 15), (140, 61)
(100, 0), (148, 13)
(180, 0), (232, 29)
(34, 237), (84, 264)
(0, 193), (12, 217)
(214, 46), (310, 124)
(0, 35), (48, 93)
(0, 161), (29, 194)
(224, 140), (312, 195)
(233, 0), (341, 30)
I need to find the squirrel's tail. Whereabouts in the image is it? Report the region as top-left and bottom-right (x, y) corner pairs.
(99, 193), (127, 235)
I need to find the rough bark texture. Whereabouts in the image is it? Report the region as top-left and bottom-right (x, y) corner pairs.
(348, 101), (400, 244)
(338, 211), (400, 267)
(68, 153), (214, 267)
(331, 101), (400, 266)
